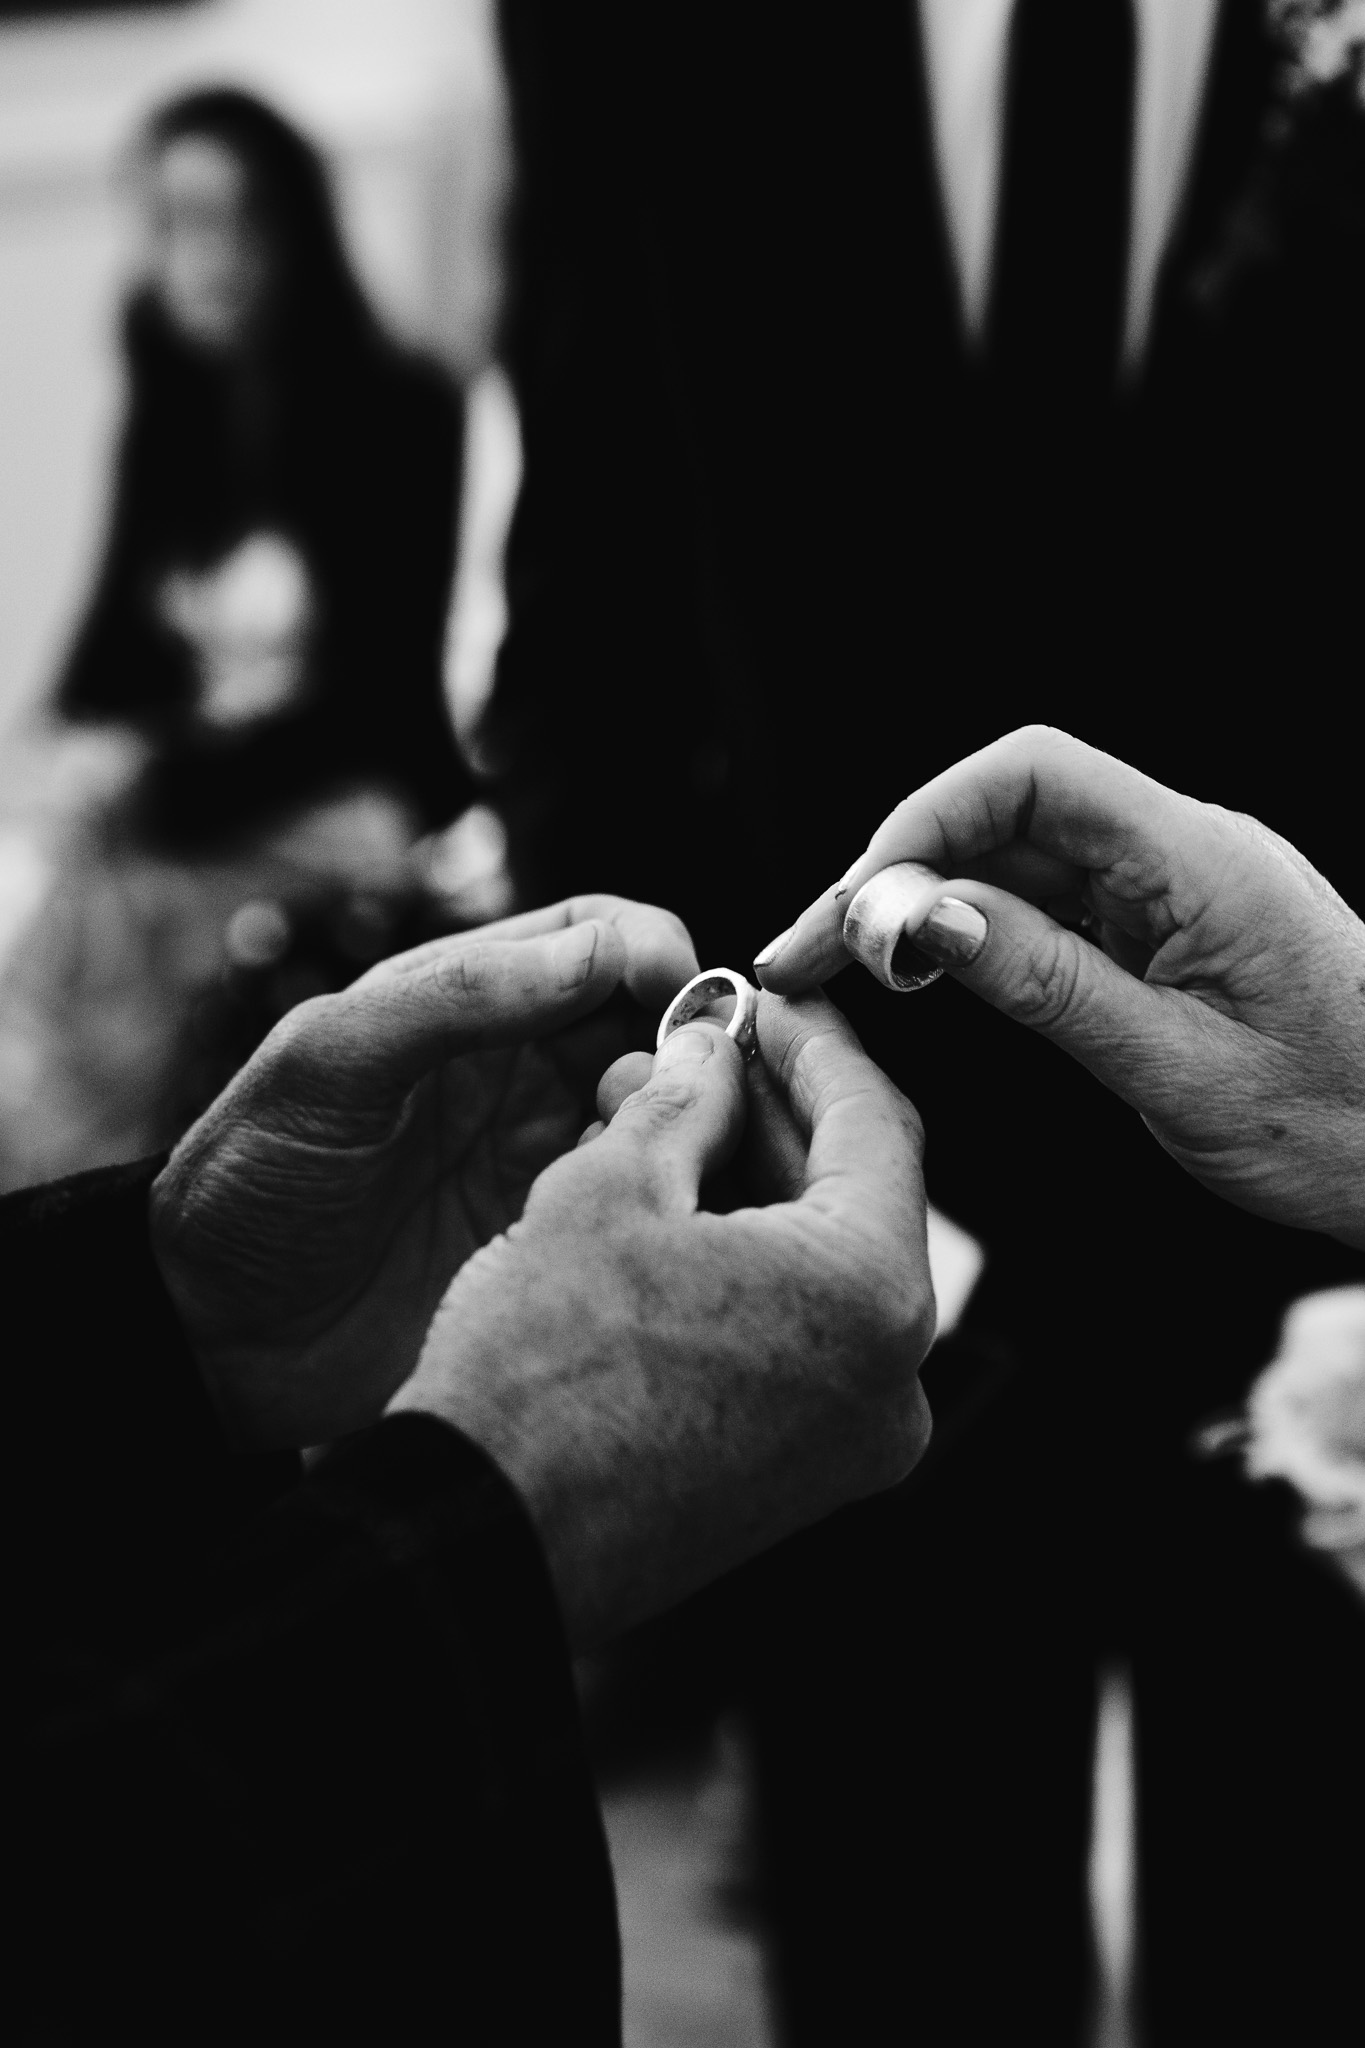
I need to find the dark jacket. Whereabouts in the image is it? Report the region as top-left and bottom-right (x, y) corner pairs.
(59, 297), (472, 843)
(485, 6), (1365, 2041)
(12, 1161), (619, 2043)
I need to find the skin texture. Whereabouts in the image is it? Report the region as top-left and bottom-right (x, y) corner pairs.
(390, 992), (935, 1651)
(151, 895), (700, 1448)
(756, 724), (1365, 1249)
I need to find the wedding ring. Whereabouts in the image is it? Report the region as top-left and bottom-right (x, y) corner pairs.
(656, 968), (759, 1056)
(842, 862), (946, 991)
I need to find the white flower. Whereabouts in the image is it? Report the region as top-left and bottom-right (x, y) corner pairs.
(1245, 1287), (1365, 1502)
(1269, 0), (1365, 101)
(1242, 1286), (1365, 1596)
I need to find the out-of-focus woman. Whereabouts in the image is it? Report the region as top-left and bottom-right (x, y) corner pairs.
(0, 89), (477, 1189)
(62, 85), (470, 838)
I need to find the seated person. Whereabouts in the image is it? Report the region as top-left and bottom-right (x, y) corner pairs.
(0, 89), (471, 1192)
(58, 85), (468, 844)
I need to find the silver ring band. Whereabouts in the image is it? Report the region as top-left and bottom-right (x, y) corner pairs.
(656, 968), (760, 1056)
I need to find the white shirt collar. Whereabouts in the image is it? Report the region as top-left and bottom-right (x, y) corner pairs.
(917, 0), (1222, 369)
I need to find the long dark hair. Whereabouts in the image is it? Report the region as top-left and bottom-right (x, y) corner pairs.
(127, 86), (383, 379)
(115, 87), (409, 565)
(58, 83), (469, 839)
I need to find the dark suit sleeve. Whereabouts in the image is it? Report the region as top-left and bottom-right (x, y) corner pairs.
(6, 1157), (302, 1645)
(13, 1167), (621, 2045)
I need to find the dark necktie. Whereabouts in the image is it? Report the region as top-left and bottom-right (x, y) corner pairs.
(987, 0), (1137, 402)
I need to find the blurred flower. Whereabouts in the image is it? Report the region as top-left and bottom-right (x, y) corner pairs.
(1269, 0), (1365, 103)
(1240, 1286), (1365, 1597)
(414, 801), (514, 924)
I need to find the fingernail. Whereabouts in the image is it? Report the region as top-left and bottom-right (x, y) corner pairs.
(753, 926), (794, 974)
(832, 858), (866, 903)
(653, 1020), (724, 1069)
(914, 897), (988, 969)
(844, 864), (946, 991)
(553, 920), (599, 988)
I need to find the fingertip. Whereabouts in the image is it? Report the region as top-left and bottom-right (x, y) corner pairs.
(631, 940), (702, 1012)
(754, 905), (853, 993)
(607, 904), (699, 1010)
(650, 1016), (737, 1074)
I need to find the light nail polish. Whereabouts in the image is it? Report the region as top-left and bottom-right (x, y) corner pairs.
(915, 897), (988, 968)
(753, 926), (794, 972)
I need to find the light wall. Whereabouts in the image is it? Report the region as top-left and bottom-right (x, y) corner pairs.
(0, 0), (509, 741)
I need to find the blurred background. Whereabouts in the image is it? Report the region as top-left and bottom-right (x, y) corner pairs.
(0, 0), (520, 1189)
(0, 0), (510, 741)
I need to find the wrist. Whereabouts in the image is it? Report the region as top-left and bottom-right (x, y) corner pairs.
(386, 1341), (649, 1654)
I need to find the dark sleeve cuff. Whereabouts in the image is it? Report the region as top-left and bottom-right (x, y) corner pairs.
(28, 1414), (620, 2044)
(7, 1157), (300, 1640)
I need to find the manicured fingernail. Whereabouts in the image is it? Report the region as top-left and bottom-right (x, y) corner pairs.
(553, 920), (599, 987)
(653, 1020), (723, 1068)
(753, 926), (794, 973)
(844, 863), (946, 991)
(914, 897), (988, 968)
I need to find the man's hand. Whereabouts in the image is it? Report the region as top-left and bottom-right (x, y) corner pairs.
(755, 726), (1365, 1246)
(388, 992), (935, 1651)
(151, 896), (699, 1448)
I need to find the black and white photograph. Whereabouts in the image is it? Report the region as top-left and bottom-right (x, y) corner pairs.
(5, 2), (1363, 2042)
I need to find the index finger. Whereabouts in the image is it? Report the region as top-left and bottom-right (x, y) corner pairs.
(751, 991), (927, 1256)
(359, 893), (700, 1012)
(757, 726), (1193, 992)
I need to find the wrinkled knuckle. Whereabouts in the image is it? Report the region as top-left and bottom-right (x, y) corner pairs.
(259, 992), (335, 1070)
(434, 940), (496, 1002)
(631, 1076), (698, 1129)
(848, 1270), (933, 1459)
(244, 990), (377, 1130)
(890, 1089), (926, 1155)
(233, 996), (338, 1108)
(874, 1268), (937, 1365)
(1011, 930), (1082, 1030)
(836, 1260), (933, 1385)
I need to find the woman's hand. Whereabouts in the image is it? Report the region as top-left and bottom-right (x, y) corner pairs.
(754, 726), (1365, 1248)
(151, 895), (698, 1448)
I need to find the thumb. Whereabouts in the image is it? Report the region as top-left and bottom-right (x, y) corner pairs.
(598, 1020), (747, 1213)
(909, 881), (1191, 1105)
